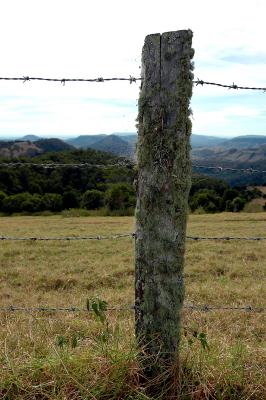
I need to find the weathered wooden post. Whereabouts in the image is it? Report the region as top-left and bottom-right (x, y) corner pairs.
(135, 30), (194, 374)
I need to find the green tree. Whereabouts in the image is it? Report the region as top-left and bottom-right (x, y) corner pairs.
(222, 188), (240, 202)
(2, 192), (33, 213)
(0, 191), (7, 211)
(105, 183), (136, 211)
(20, 193), (43, 212)
(189, 189), (222, 213)
(81, 190), (104, 210)
(230, 197), (247, 212)
(41, 193), (63, 212)
(62, 190), (80, 209)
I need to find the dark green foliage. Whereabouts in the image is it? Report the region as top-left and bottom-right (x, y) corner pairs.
(188, 176), (261, 213)
(0, 149), (134, 214)
(226, 197), (246, 212)
(222, 188), (240, 203)
(62, 190), (80, 209)
(81, 190), (104, 210)
(0, 191), (7, 210)
(191, 175), (229, 196)
(189, 189), (222, 213)
(105, 183), (136, 211)
(19, 193), (43, 213)
(41, 193), (63, 212)
(2, 192), (42, 213)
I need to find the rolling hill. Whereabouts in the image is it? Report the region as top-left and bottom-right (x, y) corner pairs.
(192, 144), (266, 165)
(67, 134), (107, 148)
(88, 134), (135, 159)
(219, 135), (266, 149)
(20, 135), (42, 142)
(0, 138), (74, 158)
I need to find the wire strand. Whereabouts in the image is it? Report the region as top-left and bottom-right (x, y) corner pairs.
(0, 304), (264, 313)
(1, 162), (265, 174)
(1, 75), (266, 91)
(0, 234), (265, 241)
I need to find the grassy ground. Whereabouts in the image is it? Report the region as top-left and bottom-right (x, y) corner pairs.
(0, 213), (265, 399)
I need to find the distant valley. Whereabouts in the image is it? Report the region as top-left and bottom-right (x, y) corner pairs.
(1, 132), (266, 160)
(0, 133), (266, 185)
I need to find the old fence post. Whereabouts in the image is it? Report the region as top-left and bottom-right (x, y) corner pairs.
(135, 30), (194, 374)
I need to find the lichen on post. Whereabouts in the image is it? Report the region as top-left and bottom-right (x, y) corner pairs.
(135, 30), (194, 373)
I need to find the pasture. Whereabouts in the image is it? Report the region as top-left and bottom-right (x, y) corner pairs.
(0, 213), (265, 399)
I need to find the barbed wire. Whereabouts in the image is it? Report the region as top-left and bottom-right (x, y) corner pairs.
(1, 162), (266, 174)
(194, 78), (266, 92)
(0, 234), (265, 241)
(1, 75), (266, 92)
(183, 304), (265, 312)
(186, 235), (266, 241)
(0, 233), (134, 241)
(193, 165), (266, 174)
(0, 76), (141, 85)
(0, 304), (264, 313)
(0, 305), (133, 312)
(0, 161), (134, 169)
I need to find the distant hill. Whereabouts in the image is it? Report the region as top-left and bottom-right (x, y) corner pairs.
(191, 134), (226, 148)
(219, 135), (266, 149)
(112, 132), (136, 137)
(0, 141), (42, 158)
(192, 144), (266, 165)
(192, 144), (266, 185)
(88, 134), (135, 159)
(67, 135), (107, 148)
(21, 135), (42, 142)
(0, 138), (74, 158)
(121, 134), (138, 144)
(35, 138), (74, 153)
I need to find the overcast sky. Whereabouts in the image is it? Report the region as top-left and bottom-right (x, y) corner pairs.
(0, 0), (266, 138)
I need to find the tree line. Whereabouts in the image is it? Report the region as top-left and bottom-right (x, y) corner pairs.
(0, 149), (265, 215)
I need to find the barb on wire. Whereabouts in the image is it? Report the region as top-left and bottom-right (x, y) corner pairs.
(0, 304), (264, 313)
(0, 76), (141, 84)
(194, 78), (266, 92)
(0, 233), (134, 241)
(193, 165), (266, 174)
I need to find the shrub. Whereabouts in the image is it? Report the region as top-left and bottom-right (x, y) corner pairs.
(20, 193), (43, 212)
(2, 192), (34, 213)
(105, 183), (136, 211)
(81, 190), (105, 210)
(189, 190), (222, 213)
(230, 197), (246, 212)
(41, 193), (63, 212)
(0, 191), (7, 211)
(222, 188), (240, 208)
(62, 190), (80, 209)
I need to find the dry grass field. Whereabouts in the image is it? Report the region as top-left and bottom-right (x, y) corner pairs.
(0, 213), (265, 399)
